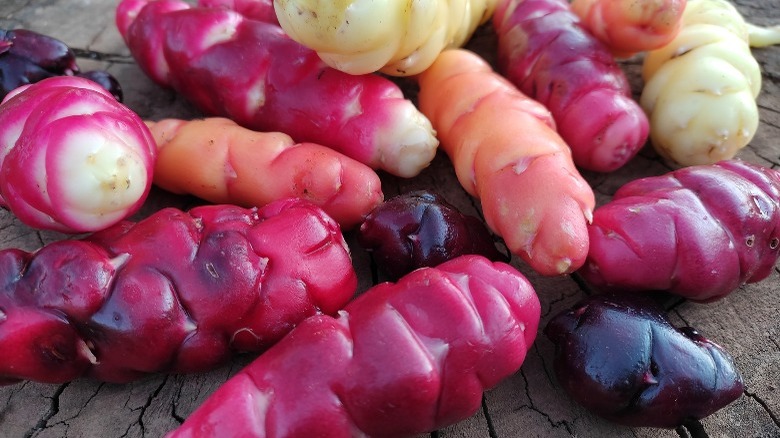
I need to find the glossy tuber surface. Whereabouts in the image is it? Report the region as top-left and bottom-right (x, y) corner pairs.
(570, 0), (686, 58)
(357, 190), (504, 279)
(0, 76), (156, 233)
(0, 199), (357, 384)
(0, 28), (123, 101)
(493, 0), (649, 172)
(273, 0), (498, 76)
(545, 293), (744, 428)
(197, 0), (278, 24)
(640, 0), (780, 166)
(580, 159), (780, 302)
(166, 255), (541, 437)
(146, 117), (384, 229)
(417, 48), (595, 276)
(116, 0), (439, 178)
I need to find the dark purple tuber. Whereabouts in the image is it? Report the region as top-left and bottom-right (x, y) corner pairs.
(544, 293), (744, 428)
(1, 28), (123, 101)
(357, 190), (505, 279)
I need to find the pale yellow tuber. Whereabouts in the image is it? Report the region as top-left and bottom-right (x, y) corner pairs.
(640, 0), (780, 167)
(273, 0), (497, 76)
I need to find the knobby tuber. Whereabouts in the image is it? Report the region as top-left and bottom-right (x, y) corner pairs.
(273, 0), (498, 76)
(493, 0), (649, 172)
(416, 48), (595, 276)
(357, 190), (504, 279)
(146, 117), (384, 229)
(166, 255), (541, 437)
(0, 76), (155, 233)
(546, 293), (744, 428)
(579, 159), (780, 302)
(0, 199), (357, 384)
(116, 0), (439, 178)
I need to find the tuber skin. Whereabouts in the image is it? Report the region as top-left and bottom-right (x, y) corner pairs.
(493, 0), (650, 173)
(115, 0), (439, 178)
(197, 0), (278, 24)
(0, 28), (123, 101)
(0, 76), (156, 233)
(166, 255), (541, 438)
(146, 117), (384, 229)
(0, 198), (357, 384)
(579, 159), (780, 302)
(640, 0), (780, 167)
(545, 293), (744, 428)
(570, 0), (687, 58)
(416, 48), (595, 276)
(357, 190), (505, 280)
(273, 0), (498, 76)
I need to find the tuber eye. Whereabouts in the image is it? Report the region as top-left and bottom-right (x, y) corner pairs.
(745, 235), (755, 247)
(770, 237), (779, 250)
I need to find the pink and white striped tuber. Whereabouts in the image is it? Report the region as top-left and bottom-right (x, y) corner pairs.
(579, 159), (780, 302)
(0, 76), (156, 233)
(0, 198), (357, 384)
(115, 0), (439, 178)
(166, 255), (541, 437)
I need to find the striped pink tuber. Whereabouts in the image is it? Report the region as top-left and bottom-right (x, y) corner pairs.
(115, 0), (439, 178)
(0, 76), (155, 233)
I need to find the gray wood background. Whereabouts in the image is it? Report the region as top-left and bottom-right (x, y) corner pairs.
(0, 0), (778, 436)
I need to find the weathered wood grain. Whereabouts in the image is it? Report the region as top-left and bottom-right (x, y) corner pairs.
(0, 0), (778, 437)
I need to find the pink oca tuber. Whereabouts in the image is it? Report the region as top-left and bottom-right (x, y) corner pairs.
(0, 198), (357, 385)
(115, 0), (439, 178)
(493, 0), (650, 172)
(166, 255), (541, 437)
(580, 159), (780, 302)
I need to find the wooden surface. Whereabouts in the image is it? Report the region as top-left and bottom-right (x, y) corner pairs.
(1, 0), (779, 437)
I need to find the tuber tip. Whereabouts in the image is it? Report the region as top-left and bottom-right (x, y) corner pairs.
(747, 23), (780, 48)
(79, 339), (98, 365)
(556, 258), (573, 275)
(379, 107), (439, 178)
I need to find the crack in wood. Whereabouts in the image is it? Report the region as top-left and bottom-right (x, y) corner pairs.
(513, 368), (576, 435)
(676, 418), (709, 438)
(480, 395), (499, 438)
(71, 48), (134, 64)
(23, 382), (69, 438)
(744, 390), (780, 428)
(134, 376), (171, 437)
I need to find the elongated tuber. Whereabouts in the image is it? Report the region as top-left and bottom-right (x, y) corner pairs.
(116, 0), (439, 178)
(0, 198), (357, 384)
(166, 255), (541, 437)
(493, 0), (649, 172)
(146, 117), (384, 229)
(579, 159), (780, 302)
(417, 48), (595, 276)
(0, 76), (155, 233)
